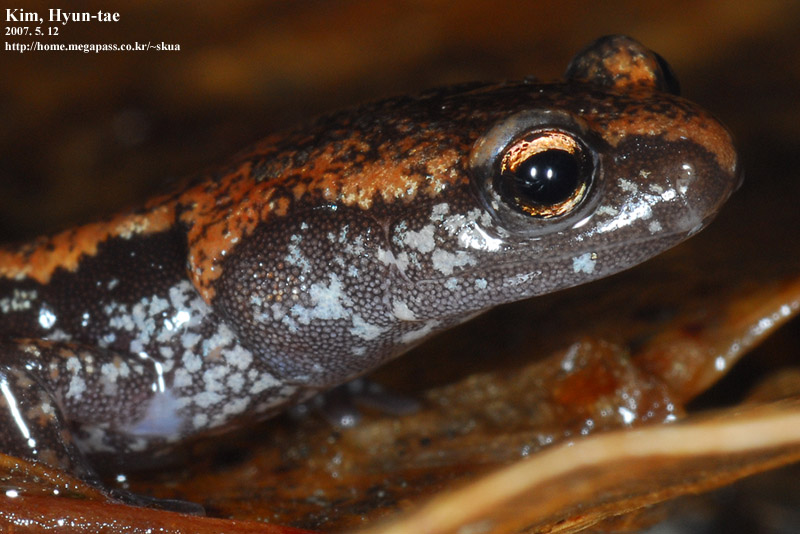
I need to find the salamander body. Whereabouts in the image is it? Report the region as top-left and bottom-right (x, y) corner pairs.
(0, 36), (740, 499)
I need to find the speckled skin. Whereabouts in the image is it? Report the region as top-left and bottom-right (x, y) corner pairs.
(0, 36), (740, 499)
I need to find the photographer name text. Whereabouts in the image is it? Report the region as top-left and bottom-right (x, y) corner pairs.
(7, 8), (120, 25)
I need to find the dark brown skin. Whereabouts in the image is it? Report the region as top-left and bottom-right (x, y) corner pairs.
(0, 35), (740, 506)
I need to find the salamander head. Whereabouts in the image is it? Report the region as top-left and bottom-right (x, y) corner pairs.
(377, 35), (740, 317)
(210, 36), (740, 386)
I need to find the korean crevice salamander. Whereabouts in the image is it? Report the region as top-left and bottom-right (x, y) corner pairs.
(0, 35), (740, 505)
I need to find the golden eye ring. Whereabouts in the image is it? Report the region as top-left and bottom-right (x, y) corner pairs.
(496, 130), (592, 219)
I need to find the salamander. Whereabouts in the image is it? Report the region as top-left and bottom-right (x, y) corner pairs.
(0, 35), (740, 504)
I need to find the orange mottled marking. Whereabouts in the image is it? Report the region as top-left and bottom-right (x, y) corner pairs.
(313, 147), (459, 209)
(0, 200), (175, 284)
(597, 96), (738, 175)
(180, 161), (279, 303)
(181, 135), (467, 303)
(599, 45), (660, 90)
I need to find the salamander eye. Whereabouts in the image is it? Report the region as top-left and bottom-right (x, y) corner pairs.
(470, 110), (603, 236)
(494, 131), (593, 218)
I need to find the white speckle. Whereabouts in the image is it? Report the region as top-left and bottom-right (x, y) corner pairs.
(392, 300), (417, 321)
(222, 397), (250, 416)
(337, 225), (349, 244)
(40, 402), (54, 416)
(596, 198), (654, 233)
(376, 248), (395, 265)
(714, 356), (726, 371)
(129, 338), (145, 354)
(596, 205), (619, 217)
(343, 233), (365, 255)
(251, 373), (281, 394)
(618, 178), (638, 192)
(181, 332), (201, 349)
(350, 314), (386, 341)
(181, 351), (202, 373)
(193, 413), (208, 429)
(65, 356), (81, 373)
(648, 220), (663, 234)
(66, 374), (86, 400)
(295, 273), (351, 322)
(148, 296), (169, 316)
(392, 221), (407, 247)
(168, 282), (189, 310)
(172, 368), (192, 388)
(202, 365), (228, 392)
(504, 271), (539, 287)
(456, 222), (503, 252)
(107, 278), (119, 290)
(441, 212), (466, 235)
(46, 329), (72, 342)
(376, 248), (410, 274)
(404, 225), (436, 253)
(227, 372), (244, 391)
(442, 208), (503, 252)
(0, 289), (38, 314)
(99, 362), (122, 395)
(38, 306), (56, 329)
(172, 310), (191, 329)
(431, 249), (476, 275)
(200, 322), (234, 355)
(281, 314), (299, 332)
(193, 391), (222, 408)
(285, 240), (312, 274)
(475, 278), (487, 289)
(572, 252), (597, 274)
(444, 277), (458, 291)
(648, 183), (664, 194)
(265, 303), (283, 321)
(430, 203), (449, 221)
(223, 344), (253, 370)
(393, 251), (410, 272)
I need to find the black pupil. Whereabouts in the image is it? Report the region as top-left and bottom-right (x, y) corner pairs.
(510, 149), (580, 206)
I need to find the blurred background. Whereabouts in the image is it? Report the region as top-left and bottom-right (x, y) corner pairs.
(3, 1), (800, 532)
